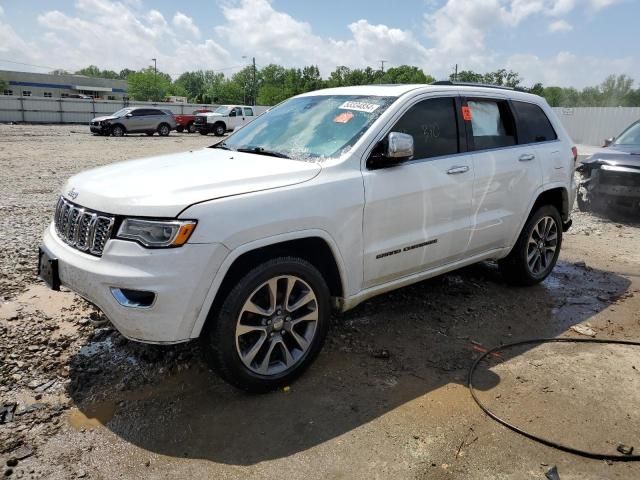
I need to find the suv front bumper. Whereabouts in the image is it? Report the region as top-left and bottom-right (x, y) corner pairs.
(41, 223), (229, 344)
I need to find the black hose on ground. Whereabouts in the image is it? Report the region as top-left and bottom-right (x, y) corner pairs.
(467, 337), (640, 461)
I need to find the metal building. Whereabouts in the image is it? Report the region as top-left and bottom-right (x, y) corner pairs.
(0, 70), (128, 100)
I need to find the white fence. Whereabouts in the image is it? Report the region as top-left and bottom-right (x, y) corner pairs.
(0, 96), (224, 124)
(1, 96), (639, 147)
(552, 107), (640, 146)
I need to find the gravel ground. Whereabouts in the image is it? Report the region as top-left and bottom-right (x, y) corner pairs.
(1, 124), (639, 479)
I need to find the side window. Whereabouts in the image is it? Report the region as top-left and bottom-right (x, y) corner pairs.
(467, 99), (516, 150)
(131, 109), (147, 116)
(22, 91), (32, 97)
(243, 107), (254, 116)
(390, 97), (459, 159)
(512, 101), (557, 144)
(44, 92), (52, 98)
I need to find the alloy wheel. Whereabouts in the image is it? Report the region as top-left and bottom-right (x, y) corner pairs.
(235, 275), (318, 376)
(526, 216), (558, 275)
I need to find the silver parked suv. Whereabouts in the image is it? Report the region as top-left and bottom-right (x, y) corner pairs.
(90, 107), (177, 137)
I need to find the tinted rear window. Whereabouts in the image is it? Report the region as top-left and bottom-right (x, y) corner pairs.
(512, 101), (557, 144)
(467, 99), (516, 151)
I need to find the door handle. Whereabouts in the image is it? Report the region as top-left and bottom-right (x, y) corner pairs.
(519, 153), (536, 162)
(447, 165), (469, 175)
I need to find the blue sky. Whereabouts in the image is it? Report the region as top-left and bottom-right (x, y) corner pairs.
(0, 0), (637, 88)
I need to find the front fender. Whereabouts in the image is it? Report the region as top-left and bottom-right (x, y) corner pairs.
(188, 229), (348, 339)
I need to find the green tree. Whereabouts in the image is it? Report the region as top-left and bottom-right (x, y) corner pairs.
(0, 77), (7, 92)
(119, 68), (134, 80)
(49, 69), (70, 76)
(126, 68), (172, 101)
(75, 65), (120, 79)
(383, 65), (433, 84)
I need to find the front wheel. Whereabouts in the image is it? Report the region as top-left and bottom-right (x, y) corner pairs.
(499, 205), (562, 286)
(187, 122), (197, 134)
(111, 124), (125, 137)
(202, 257), (330, 393)
(214, 123), (225, 136)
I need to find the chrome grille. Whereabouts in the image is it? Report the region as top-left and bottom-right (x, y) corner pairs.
(54, 197), (115, 256)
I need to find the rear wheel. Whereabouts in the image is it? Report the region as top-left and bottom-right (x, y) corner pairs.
(157, 123), (170, 136)
(111, 124), (125, 137)
(176, 126), (184, 133)
(202, 257), (330, 393)
(187, 122), (197, 134)
(499, 205), (562, 286)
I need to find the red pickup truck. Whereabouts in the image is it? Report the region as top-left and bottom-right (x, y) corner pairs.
(175, 109), (211, 133)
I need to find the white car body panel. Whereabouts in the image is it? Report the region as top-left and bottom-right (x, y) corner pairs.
(42, 84), (576, 343)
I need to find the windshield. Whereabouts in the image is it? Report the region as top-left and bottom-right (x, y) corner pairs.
(214, 106), (231, 115)
(112, 108), (131, 117)
(220, 95), (396, 160)
(614, 122), (640, 146)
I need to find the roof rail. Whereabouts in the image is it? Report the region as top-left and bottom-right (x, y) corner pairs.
(431, 80), (526, 92)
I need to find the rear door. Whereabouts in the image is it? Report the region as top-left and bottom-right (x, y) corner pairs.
(362, 95), (474, 287)
(464, 96), (542, 255)
(511, 100), (562, 185)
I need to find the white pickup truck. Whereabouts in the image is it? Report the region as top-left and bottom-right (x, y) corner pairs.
(194, 104), (268, 136)
(39, 83), (577, 392)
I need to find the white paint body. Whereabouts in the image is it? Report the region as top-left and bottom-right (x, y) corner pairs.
(201, 105), (268, 131)
(42, 85), (577, 344)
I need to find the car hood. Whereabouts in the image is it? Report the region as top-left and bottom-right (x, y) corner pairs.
(91, 115), (119, 122)
(61, 148), (322, 217)
(584, 145), (640, 169)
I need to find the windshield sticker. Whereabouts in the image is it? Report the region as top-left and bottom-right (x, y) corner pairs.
(333, 111), (355, 124)
(338, 101), (381, 113)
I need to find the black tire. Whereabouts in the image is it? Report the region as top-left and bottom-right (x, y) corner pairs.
(176, 126), (184, 133)
(576, 190), (590, 212)
(214, 123), (226, 136)
(499, 205), (562, 286)
(111, 124), (125, 137)
(202, 257), (330, 393)
(158, 123), (170, 136)
(187, 122), (196, 134)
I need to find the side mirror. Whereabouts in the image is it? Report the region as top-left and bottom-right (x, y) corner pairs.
(125, 113), (133, 117)
(229, 111), (236, 117)
(385, 132), (414, 160)
(603, 137), (614, 147)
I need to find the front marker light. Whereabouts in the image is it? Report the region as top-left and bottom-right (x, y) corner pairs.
(117, 219), (196, 248)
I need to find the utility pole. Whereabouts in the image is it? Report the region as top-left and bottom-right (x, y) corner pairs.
(152, 58), (157, 101)
(454, 63), (458, 82)
(252, 56), (256, 106)
(379, 59), (387, 74)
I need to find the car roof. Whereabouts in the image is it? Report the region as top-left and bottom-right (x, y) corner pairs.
(296, 83), (544, 103)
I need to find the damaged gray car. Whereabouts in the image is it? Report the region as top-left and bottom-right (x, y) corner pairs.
(577, 120), (640, 213)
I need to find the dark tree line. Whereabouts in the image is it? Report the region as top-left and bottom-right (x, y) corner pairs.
(48, 63), (640, 107)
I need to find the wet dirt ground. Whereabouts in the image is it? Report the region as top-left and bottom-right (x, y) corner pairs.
(1, 124), (640, 479)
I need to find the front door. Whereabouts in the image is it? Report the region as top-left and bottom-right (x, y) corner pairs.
(362, 96), (474, 288)
(228, 107), (244, 129)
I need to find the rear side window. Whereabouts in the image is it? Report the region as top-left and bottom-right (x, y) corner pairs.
(391, 97), (459, 159)
(512, 101), (557, 144)
(467, 99), (516, 150)
(244, 107), (254, 116)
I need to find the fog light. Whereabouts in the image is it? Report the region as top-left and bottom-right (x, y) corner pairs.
(111, 288), (155, 308)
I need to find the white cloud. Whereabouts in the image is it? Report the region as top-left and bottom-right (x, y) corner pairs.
(32, 1), (230, 75)
(548, 19), (573, 32)
(506, 51), (639, 88)
(172, 12), (200, 37)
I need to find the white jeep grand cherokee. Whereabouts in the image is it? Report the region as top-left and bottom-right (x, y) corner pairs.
(39, 83), (577, 392)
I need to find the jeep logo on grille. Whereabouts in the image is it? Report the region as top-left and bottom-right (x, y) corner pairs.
(68, 188), (79, 200)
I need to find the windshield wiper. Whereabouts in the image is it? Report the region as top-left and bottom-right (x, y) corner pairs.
(212, 141), (234, 150)
(236, 146), (290, 159)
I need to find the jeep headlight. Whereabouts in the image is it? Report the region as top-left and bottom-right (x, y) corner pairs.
(117, 219), (196, 248)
